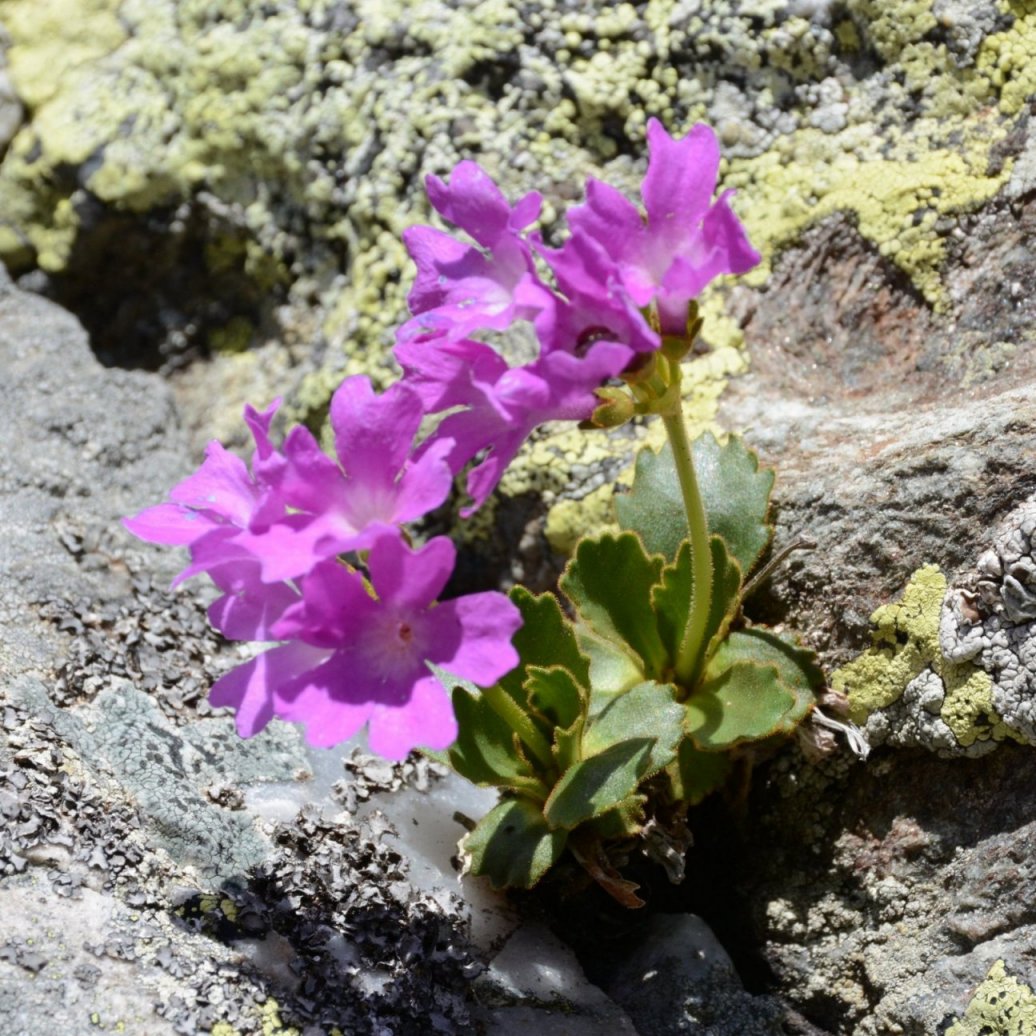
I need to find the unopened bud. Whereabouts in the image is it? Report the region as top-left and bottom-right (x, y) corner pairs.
(589, 387), (635, 428)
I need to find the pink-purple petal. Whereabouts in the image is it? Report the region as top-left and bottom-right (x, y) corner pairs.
(402, 224), (473, 315)
(243, 398), (281, 463)
(330, 376), (423, 486)
(122, 503), (216, 547)
(367, 533), (455, 612)
(509, 190), (543, 232)
(273, 560), (377, 647)
(273, 653), (376, 748)
(425, 161), (511, 247)
(273, 426), (343, 513)
(209, 641), (330, 738)
(642, 120), (720, 231)
(169, 442), (258, 526)
(390, 437), (456, 523)
(208, 580), (300, 641)
(427, 593), (522, 685)
(395, 336), (509, 413)
(567, 177), (644, 266)
(701, 189), (762, 274)
(366, 675), (458, 759)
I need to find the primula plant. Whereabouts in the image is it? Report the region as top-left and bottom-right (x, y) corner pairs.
(127, 120), (823, 904)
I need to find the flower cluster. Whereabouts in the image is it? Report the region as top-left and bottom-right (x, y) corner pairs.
(125, 119), (758, 760)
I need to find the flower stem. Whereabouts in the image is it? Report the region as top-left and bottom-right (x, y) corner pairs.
(482, 684), (555, 774)
(661, 398), (713, 691)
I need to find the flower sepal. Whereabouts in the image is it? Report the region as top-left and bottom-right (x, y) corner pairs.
(587, 386), (636, 429)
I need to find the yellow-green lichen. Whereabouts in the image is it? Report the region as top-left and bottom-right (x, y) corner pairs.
(2, 0), (1035, 512)
(979, 4), (1036, 116)
(2, 0), (1032, 310)
(207, 998), (302, 1036)
(2, 0), (126, 109)
(946, 961), (1036, 1036)
(258, 1000), (299, 1036)
(832, 566), (1015, 750)
(727, 123), (1012, 309)
(545, 482), (618, 556)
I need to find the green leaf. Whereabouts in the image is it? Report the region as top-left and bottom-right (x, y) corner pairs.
(700, 537), (744, 674)
(686, 661), (795, 749)
(652, 540), (694, 658)
(576, 627), (646, 711)
(525, 665), (586, 730)
(706, 628), (821, 733)
(501, 587), (590, 702)
(651, 536), (742, 684)
(543, 738), (655, 830)
(447, 687), (545, 796)
(667, 741), (733, 805)
(561, 532), (668, 679)
(582, 681), (683, 776)
(616, 433), (774, 573)
(460, 797), (568, 889)
(553, 714), (584, 773)
(694, 433), (774, 574)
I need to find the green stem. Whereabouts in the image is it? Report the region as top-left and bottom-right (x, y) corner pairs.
(482, 684), (555, 773)
(661, 400), (713, 690)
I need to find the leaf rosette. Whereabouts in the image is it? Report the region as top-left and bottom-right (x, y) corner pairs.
(444, 433), (822, 901)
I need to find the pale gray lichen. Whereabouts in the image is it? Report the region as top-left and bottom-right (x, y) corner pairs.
(941, 497), (1036, 743)
(839, 496), (1036, 758)
(863, 669), (996, 757)
(834, 566), (1005, 759)
(8, 677), (284, 882)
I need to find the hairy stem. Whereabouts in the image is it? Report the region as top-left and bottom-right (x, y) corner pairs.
(661, 401), (713, 690)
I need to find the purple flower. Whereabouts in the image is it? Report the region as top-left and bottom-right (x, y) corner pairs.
(397, 335), (633, 515)
(398, 161), (552, 343)
(126, 378), (455, 586)
(123, 399), (283, 585)
(208, 531), (522, 760)
(233, 375), (455, 581)
(533, 231), (660, 356)
(206, 559), (300, 642)
(566, 119), (760, 334)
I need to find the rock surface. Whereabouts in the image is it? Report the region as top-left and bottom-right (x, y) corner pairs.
(733, 743), (1036, 1036)
(0, 273), (656, 1035)
(604, 913), (785, 1036)
(1, 1), (1036, 1034)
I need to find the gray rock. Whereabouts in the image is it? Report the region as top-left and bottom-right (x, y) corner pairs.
(732, 744), (1036, 1035)
(473, 922), (639, 1036)
(0, 877), (182, 1036)
(704, 179), (1036, 1032)
(0, 271), (658, 1036)
(722, 208), (1036, 667)
(0, 262), (188, 682)
(0, 276), (488, 1033)
(606, 914), (784, 1036)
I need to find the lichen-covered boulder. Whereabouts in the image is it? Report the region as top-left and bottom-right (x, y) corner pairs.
(2, 0), (1036, 1033)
